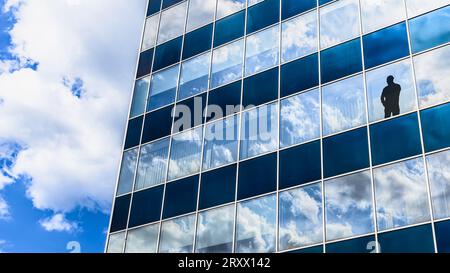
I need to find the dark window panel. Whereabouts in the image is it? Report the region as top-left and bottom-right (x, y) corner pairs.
(153, 37), (183, 71)
(282, 0), (317, 20)
(162, 0), (183, 9)
(141, 105), (173, 144)
(280, 53), (319, 98)
(279, 140), (321, 189)
(435, 220), (450, 253)
(378, 224), (435, 253)
(128, 185), (164, 228)
(124, 116), (143, 150)
(323, 127), (370, 178)
(243, 67), (278, 107)
(421, 102), (450, 152)
(325, 235), (375, 253)
(147, 0), (162, 16)
(110, 194), (131, 232)
(162, 175), (199, 219)
(206, 80), (242, 122)
(199, 164), (237, 210)
(173, 93), (207, 134)
(320, 0), (334, 5)
(320, 38), (362, 84)
(136, 48), (154, 79)
(214, 10), (245, 48)
(247, 0), (280, 34)
(183, 24), (213, 60)
(370, 113), (422, 166)
(288, 245), (323, 253)
(237, 152), (277, 200)
(363, 22), (410, 69)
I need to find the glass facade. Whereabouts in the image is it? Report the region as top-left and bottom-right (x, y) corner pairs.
(108, 0), (450, 253)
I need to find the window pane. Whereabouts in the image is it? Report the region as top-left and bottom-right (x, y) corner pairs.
(246, 0), (280, 34)
(281, 10), (318, 63)
(410, 5), (450, 53)
(124, 116), (143, 149)
(280, 88), (320, 147)
(322, 74), (366, 136)
(320, 0), (360, 49)
(236, 194), (277, 253)
(279, 183), (323, 251)
(107, 232), (125, 253)
(136, 49), (154, 79)
(147, 0), (162, 16)
(157, 2), (187, 44)
(168, 127), (203, 181)
(421, 103), (450, 152)
(159, 214), (195, 253)
(427, 150), (450, 220)
(217, 0), (246, 19)
(148, 65), (179, 111)
(183, 24), (213, 60)
(110, 194), (131, 232)
(360, 0), (406, 34)
(163, 0), (184, 9)
(326, 235), (375, 253)
(142, 105), (173, 143)
(179, 52), (211, 100)
(282, 0), (316, 20)
(207, 81), (242, 122)
(378, 224), (435, 253)
(405, 0), (450, 18)
(374, 158), (430, 231)
(243, 67), (278, 107)
(117, 148), (138, 196)
(135, 138), (170, 190)
(153, 36), (183, 71)
(142, 14), (159, 51)
(196, 205), (235, 253)
(245, 25), (279, 76)
(414, 45), (450, 108)
(366, 59), (416, 122)
(214, 10), (245, 47)
(203, 115), (239, 170)
(240, 103), (278, 159)
(281, 53), (319, 97)
(129, 185), (163, 228)
(199, 164), (237, 209)
(163, 175), (199, 219)
(187, 0), (216, 32)
(211, 39), (244, 88)
(435, 220), (450, 253)
(173, 93), (207, 133)
(325, 171), (374, 241)
(125, 224), (159, 253)
(130, 77), (150, 118)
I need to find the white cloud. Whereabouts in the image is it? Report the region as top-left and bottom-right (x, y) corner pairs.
(0, 196), (10, 220)
(0, 0), (146, 220)
(39, 213), (78, 232)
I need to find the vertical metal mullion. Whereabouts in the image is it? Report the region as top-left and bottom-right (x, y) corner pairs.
(275, 0), (282, 254)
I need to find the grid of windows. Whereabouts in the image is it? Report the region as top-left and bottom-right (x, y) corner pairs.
(108, 0), (450, 253)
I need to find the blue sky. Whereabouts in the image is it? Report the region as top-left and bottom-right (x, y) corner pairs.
(0, 0), (146, 252)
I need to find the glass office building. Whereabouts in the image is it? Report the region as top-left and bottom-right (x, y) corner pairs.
(107, 0), (450, 253)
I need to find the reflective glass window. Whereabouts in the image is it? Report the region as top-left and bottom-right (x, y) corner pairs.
(281, 53), (319, 97)
(435, 220), (450, 253)
(246, 0), (280, 34)
(130, 77), (150, 118)
(148, 64), (179, 111)
(405, 0), (450, 18)
(325, 171), (374, 241)
(421, 103), (450, 152)
(320, 0), (360, 49)
(289, 245), (324, 253)
(427, 150), (450, 220)
(199, 164), (237, 210)
(135, 138), (170, 190)
(279, 183), (323, 251)
(157, 2), (187, 44)
(129, 185), (163, 228)
(245, 25), (279, 76)
(183, 24), (213, 60)
(173, 93), (207, 133)
(366, 59), (416, 122)
(236, 194), (277, 253)
(159, 214), (195, 253)
(107, 232), (125, 253)
(322, 74), (366, 136)
(282, 0), (316, 20)
(142, 14), (159, 51)
(326, 235), (376, 253)
(163, 0), (184, 9)
(214, 10), (245, 47)
(378, 224), (435, 253)
(117, 148), (138, 196)
(110, 194), (131, 232)
(136, 49), (153, 79)
(360, 0), (406, 34)
(186, 0), (216, 32)
(125, 224), (159, 253)
(124, 116), (143, 149)
(374, 158), (430, 231)
(240, 103), (278, 159)
(211, 39), (244, 88)
(281, 10), (318, 63)
(142, 105), (173, 143)
(243, 67), (278, 107)
(147, 0), (162, 16)
(153, 36), (183, 71)
(179, 52), (211, 100)
(196, 205), (235, 253)
(217, 0), (246, 19)
(207, 81), (242, 122)
(238, 153), (277, 200)
(162, 175), (199, 219)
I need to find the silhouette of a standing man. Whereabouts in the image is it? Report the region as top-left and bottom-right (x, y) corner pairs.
(381, 75), (401, 118)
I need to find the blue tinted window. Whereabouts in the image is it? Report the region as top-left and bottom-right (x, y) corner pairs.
(363, 22), (410, 69)
(320, 0), (334, 5)
(173, 93), (207, 133)
(148, 65), (179, 111)
(326, 235), (375, 253)
(288, 245), (323, 253)
(147, 0), (162, 16)
(214, 10), (245, 47)
(110, 194), (131, 232)
(238, 152), (277, 200)
(410, 5), (450, 53)
(279, 140), (321, 189)
(124, 116), (143, 149)
(243, 67), (278, 107)
(378, 224), (435, 253)
(153, 37), (182, 71)
(323, 127), (370, 178)
(136, 49), (153, 79)
(370, 113), (422, 166)
(163, 175), (199, 219)
(206, 81), (242, 122)
(199, 164), (236, 210)
(182, 24), (213, 60)
(435, 220), (450, 253)
(179, 52), (210, 100)
(247, 0), (280, 34)
(130, 77), (150, 118)
(162, 0), (183, 9)
(421, 102), (450, 152)
(141, 105), (173, 144)
(321, 38), (362, 84)
(129, 185), (164, 228)
(280, 53), (319, 98)
(282, 0), (316, 20)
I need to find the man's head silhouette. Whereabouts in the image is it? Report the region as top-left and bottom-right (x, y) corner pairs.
(387, 75), (395, 85)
